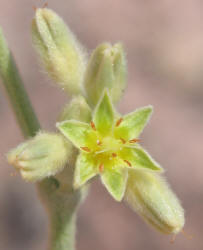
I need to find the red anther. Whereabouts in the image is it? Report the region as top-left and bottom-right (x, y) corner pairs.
(129, 138), (140, 143)
(97, 140), (102, 146)
(90, 121), (96, 131)
(124, 160), (132, 167)
(80, 147), (91, 152)
(33, 6), (37, 11)
(120, 138), (126, 144)
(99, 164), (104, 173)
(112, 153), (117, 158)
(116, 118), (123, 127)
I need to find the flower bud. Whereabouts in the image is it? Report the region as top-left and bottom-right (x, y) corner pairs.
(32, 8), (87, 95)
(84, 43), (127, 106)
(7, 132), (73, 182)
(125, 169), (184, 234)
(59, 95), (91, 122)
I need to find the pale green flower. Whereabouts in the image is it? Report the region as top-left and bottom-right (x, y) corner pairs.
(57, 90), (162, 201)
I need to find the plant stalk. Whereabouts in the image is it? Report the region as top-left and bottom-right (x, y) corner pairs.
(0, 27), (80, 250)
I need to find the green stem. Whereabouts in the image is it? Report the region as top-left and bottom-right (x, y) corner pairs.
(38, 165), (86, 250)
(0, 27), (80, 250)
(0, 28), (40, 137)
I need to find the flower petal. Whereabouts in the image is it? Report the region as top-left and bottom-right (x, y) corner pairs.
(114, 106), (153, 140)
(101, 167), (128, 201)
(93, 90), (115, 135)
(74, 152), (97, 188)
(121, 146), (163, 172)
(57, 120), (92, 148)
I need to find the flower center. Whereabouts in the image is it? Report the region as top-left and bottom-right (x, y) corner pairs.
(80, 120), (140, 172)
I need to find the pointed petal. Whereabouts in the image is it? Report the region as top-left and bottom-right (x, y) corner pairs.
(101, 167), (128, 201)
(114, 106), (153, 140)
(57, 120), (91, 148)
(121, 146), (163, 172)
(74, 152), (97, 188)
(93, 90), (115, 135)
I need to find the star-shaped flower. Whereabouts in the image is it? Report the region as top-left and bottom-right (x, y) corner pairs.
(57, 90), (162, 201)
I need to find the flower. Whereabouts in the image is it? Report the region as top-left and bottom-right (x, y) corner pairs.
(57, 90), (162, 201)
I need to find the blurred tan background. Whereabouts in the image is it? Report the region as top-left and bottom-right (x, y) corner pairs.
(0, 0), (202, 249)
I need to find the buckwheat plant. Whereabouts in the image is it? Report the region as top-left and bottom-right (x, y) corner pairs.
(0, 8), (184, 250)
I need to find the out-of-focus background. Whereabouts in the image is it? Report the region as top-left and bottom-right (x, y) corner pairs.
(0, 1), (202, 249)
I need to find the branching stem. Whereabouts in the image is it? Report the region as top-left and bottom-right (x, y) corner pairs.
(0, 28), (79, 250)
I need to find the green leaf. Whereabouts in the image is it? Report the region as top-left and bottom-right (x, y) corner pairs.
(101, 167), (128, 201)
(121, 146), (163, 172)
(74, 152), (97, 188)
(57, 120), (91, 148)
(93, 90), (115, 135)
(114, 106), (153, 140)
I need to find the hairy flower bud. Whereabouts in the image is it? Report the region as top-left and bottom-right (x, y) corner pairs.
(59, 95), (92, 122)
(32, 8), (87, 94)
(125, 169), (184, 234)
(84, 43), (127, 106)
(7, 132), (72, 182)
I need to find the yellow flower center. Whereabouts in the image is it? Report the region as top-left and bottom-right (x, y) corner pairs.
(80, 120), (139, 173)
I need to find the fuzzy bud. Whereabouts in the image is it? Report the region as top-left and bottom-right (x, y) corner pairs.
(125, 169), (184, 234)
(7, 132), (72, 182)
(84, 43), (127, 106)
(59, 95), (91, 122)
(32, 8), (87, 95)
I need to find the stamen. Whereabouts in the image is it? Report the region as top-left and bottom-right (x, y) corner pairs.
(33, 6), (37, 11)
(116, 118), (123, 127)
(99, 163), (104, 173)
(120, 138), (126, 144)
(80, 147), (91, 152)
(97, 140), (102, 146)
(112, 153), (117, 158)
(124, 159), (132, 167)
(95, 149), (109, 154)
(129, 138), (140, 143)
(90, 121), (96, 131)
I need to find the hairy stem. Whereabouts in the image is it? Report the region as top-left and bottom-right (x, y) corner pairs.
(0, 27), (80, 250)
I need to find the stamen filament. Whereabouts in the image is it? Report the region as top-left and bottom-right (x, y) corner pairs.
(95, 149), (109, 154)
